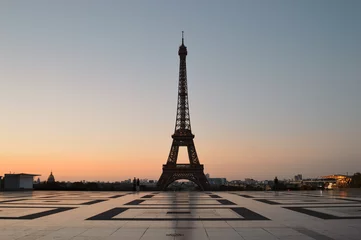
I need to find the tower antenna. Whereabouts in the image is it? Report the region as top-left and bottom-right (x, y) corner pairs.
(182, 31), (184, 45)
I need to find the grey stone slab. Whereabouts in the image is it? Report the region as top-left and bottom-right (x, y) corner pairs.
(292, 227), (335, 240)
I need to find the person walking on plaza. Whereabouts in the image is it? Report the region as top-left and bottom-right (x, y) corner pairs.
(274, 176), (279, 194)
(133, 177), (136, 192)
(136, 178), (140, 192)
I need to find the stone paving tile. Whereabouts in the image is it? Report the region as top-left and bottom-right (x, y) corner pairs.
(46, 227), (88, 237)
(78, 227), (118, 237)
(202, 221), (230, 228)
(264, 227), (305, 237)
(227, 221), (285, 228)
(149, 221), (176, 228)
(36, 236), (72, 240)
(15, 236), (42, 240)
(72, 237), (104, 240)
(235, 227), (273, 237)
(140, 228), (175, 240)
(105, 237), (140, 240)
(0, 190), (361, 240)
(110, 227), (147, 239)
(174, 228), (208, 240)
(0, 237), (17, 240)
(208, 237), (245, 240)
(175, 221), (204, 228)
(278, 237), (315, 240)
(27, 230), (55, 236)
(206, 228), (242, 239)
(122, 221), (153, 228)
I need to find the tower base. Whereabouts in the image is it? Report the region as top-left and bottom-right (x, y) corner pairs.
(157, 164), (210, 191)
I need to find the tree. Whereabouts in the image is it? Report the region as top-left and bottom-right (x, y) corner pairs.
(350, 173), (361, 188)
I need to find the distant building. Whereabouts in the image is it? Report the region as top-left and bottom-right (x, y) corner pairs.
(47, 171), (55, 183)
(244, 178), (256, 185)
(206, 173), (227, 185)
(321, 174), (351, 188)
(3, 173), (40, 190)
(208, 178), (227, 185)
(229, 180), (242, 185)
(294, 174), (303, 181)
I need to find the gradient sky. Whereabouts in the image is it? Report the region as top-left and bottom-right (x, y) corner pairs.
(1, 1), (360, 182)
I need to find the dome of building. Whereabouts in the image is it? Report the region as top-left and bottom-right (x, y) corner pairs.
(47, 171), (55, 183)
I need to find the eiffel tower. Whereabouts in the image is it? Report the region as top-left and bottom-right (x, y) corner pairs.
(157, 32), (210, 191)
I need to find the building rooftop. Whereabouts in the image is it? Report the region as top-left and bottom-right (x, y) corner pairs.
(4, 173), (41, 177)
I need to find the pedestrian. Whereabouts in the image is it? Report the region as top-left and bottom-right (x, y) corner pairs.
(133, 177), (136, 192)
(136, 178), (140, 192)
(274, 176), (279, 192)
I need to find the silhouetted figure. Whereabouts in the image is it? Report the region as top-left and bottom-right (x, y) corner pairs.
(133, 177), (136, 192)
(136, 178), (140, 192)
(274, 176), (279, 192)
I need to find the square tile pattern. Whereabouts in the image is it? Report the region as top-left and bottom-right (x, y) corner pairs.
(0, 206), (75, 219)
(284, 205), (361, 219)
(86, 207), (268, 221)
(0, 190), (360, 239)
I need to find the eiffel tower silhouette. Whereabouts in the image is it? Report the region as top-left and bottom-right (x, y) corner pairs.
(157, 32), (210, 191)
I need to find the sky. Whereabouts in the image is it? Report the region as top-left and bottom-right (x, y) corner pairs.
(1, 1), (360, 182)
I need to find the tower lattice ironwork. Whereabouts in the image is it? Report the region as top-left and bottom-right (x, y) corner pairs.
(157, 32), (210, 191)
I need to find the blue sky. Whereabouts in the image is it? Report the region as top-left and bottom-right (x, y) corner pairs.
(0, 1), (360, 181)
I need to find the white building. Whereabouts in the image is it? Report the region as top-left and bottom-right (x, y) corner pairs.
(3, 173), (40, 190)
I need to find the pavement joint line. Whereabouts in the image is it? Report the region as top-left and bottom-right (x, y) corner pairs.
(293, 227), (335, 240)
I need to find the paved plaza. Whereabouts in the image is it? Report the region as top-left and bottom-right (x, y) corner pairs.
(0, 190), (360, 240)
